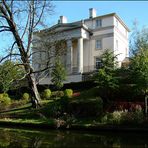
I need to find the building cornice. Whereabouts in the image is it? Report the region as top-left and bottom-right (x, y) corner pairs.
(84, 13), (130, 32)
(34, 12), (130, 36)
(34, 21), (93, 36)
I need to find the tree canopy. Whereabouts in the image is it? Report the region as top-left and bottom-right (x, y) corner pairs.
(129, 27), (148, 95)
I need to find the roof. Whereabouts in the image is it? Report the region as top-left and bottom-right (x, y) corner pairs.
(34, 21), (92, 35)
(84, 13), (130, 32)
(34, 12), (130, 35)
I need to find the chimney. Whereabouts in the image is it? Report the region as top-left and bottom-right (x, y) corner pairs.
(89, 8), (97, 18)
(59, 16), (67, 23)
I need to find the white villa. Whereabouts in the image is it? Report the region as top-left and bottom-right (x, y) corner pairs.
(33, 8), (130, 84)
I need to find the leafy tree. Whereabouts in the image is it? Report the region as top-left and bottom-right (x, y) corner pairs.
(0, 0), (53, 107)
(51, 58), (67, 90)
(129, 27), (148, 95)
(94, 49), (119, 100)
(0, 60), (25, 93)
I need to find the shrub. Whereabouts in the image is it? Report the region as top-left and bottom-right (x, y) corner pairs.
(68, 97), (103, 117)
(72, 92), (80, 97)
(48, 100), (63, 117)
(22, 93), (29, 102)
(51, 91), (64, 98)
(101, 109), (144, 124)
(102, 110), (127, 124)
(43, 89), (51, 99)
(0, 93), (11, 107)
(64, 89), (73, 98)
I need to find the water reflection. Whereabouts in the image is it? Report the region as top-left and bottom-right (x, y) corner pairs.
(0, 127), (148, 147)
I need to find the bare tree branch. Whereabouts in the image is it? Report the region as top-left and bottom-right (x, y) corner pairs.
(0, 25), (10, 29)
(0, 28), (10, 32)
(33, 1), (46, 28)
(0, 53), (21, 63)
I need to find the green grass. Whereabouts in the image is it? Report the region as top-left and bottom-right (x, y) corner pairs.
(0, 100), (54, 120)
(0, 88), (102, 126)
(0, 118), (56, 128)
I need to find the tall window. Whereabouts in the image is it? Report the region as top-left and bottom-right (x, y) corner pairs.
(95, 57), (102, 69)
(96, 40), (102, 49)
(96, 19), (102, 28)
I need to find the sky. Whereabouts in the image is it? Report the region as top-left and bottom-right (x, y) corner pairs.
(50, 1), (148, 30)
(1, 1), (148, 52)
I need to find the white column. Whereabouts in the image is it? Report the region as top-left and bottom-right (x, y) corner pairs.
(77, 38), (83, 73)
(66, 39), (73, 74)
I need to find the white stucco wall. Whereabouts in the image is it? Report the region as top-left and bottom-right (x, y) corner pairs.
(84, 16), (114, 29)
(33, 13), (129, 84)
(113, 16), (129, 66)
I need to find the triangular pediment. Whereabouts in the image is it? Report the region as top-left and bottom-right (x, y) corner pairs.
(51, 21), (83, 32)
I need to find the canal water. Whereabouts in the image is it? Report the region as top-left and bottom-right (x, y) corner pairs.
(0, 127), (148, 147)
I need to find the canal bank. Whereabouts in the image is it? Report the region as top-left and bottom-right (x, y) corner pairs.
(1, 119), (148, 133)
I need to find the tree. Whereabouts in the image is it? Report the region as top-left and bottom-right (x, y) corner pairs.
(94, 49), (119, 100)
(129, 27), (148, 96)
(51, 57), (67, 90)
(0, 0), (53, 107)
(0, 60), (25, 93)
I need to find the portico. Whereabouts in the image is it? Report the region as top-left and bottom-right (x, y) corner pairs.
(66, 37), (84, 75)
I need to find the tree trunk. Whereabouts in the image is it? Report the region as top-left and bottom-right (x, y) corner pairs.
(0, 2), (42, 108)
(27, 73), (41, 108)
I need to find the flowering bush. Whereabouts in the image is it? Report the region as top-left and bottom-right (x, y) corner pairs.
(106, 101), (144, 112)
(72, 92), (80, 97)
(102, 109), (144, 124)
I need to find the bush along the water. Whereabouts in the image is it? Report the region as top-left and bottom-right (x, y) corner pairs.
(101, 106), (144, 124)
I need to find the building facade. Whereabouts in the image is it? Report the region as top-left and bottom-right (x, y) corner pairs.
(33, 8), (130, 84)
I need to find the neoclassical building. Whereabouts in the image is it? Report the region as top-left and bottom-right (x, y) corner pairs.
(33, 8), (130, 84)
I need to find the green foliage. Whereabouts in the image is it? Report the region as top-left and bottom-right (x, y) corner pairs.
(51, 91), (64, 98)
(64, 89), (73, 98)
(0, 93), (11, 107)
(22, 93), (29, 102)
(129, 27), (148, 95)
(94, 50), (119, 99)
(68, 97), (103, 117)
(51, 58), (67, 90)
(101, 109), (144, 124)
(130, 49), (148, 95)
(130, 27), (148, 55)
(47, 99), (67, 117)
(0, 60), (25, 93)
(43, 89), (51, 99)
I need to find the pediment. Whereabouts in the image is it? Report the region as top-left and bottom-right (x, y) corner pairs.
(52, 23), (82, 32)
